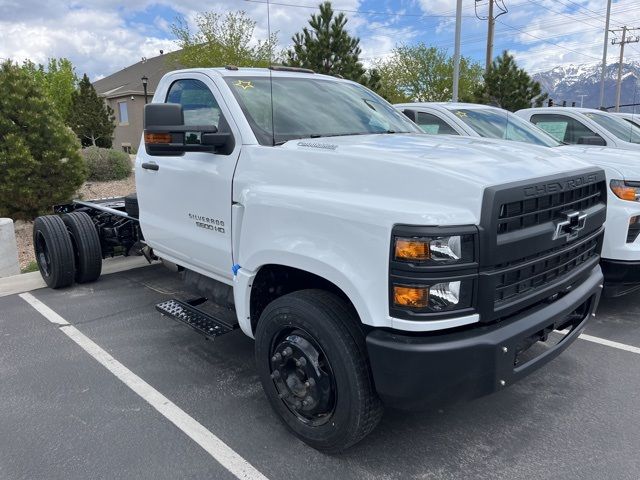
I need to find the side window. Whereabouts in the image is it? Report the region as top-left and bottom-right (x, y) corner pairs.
(166, 79), (223, 129)
(416, 112), (459, 135)
(530, 114), (599, 144)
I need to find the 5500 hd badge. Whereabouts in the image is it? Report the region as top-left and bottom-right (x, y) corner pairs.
(188, 213), (225, 233)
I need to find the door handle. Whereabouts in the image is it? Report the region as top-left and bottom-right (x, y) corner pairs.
(142, 162), (159, 171)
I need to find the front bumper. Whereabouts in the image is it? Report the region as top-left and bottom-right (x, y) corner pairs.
(366, 265), (603, 411)
(601, 259), (640, 297)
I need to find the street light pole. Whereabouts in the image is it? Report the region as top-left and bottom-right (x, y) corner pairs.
(141, 75), (149, 104)
(598, 0), (612, 109)
(452, 0), (463, 102)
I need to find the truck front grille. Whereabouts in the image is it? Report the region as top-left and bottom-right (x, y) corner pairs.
(497, 183), (603, 234)
(494, 233), (601, 304)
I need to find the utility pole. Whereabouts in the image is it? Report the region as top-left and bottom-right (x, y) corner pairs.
(485, 0), (495, 73)
(452, 0), (463, 102)
(476, 0), (507, 74)
(612, 27), (640, 112)
(599, 0), (612, 109)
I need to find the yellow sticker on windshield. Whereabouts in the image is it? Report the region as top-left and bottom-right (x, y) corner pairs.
(455, 110), (467, 117)
(234, 80), (254, 90)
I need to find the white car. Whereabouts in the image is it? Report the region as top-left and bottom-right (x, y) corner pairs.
(397, 102), (640, 296)
(612, 112), (640, 129)
(32, 69), (606, 452)
(515, 107), (640, 151)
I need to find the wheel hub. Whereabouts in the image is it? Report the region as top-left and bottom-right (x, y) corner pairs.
(269, 331), (336, 426)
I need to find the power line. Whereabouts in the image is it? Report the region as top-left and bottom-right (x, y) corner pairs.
(242, 0), (476, 18)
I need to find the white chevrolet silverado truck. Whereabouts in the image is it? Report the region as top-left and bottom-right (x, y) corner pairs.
(33, 67), (607, 452)
(398, 102), (640, 296)
(515, 107), (640, 151)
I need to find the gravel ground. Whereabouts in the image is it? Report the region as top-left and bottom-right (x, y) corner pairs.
(14, 173), (136, 270)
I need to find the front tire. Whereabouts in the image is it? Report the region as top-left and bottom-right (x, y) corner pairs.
(255, 289), (383, 453)
(33, 215), (75, 289)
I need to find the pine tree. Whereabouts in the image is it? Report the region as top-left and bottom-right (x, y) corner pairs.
(474, 51), (548, 111)
(286, 2), (365, 81)
(0, 61), (85, 220)
(68, 74), (115, 148)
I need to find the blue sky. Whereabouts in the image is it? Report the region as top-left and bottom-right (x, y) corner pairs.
(1, 0), (639, 80)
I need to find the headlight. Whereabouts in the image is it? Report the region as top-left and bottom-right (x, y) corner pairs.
(394, 234), (474, 264)
(610, 179), (640, 202)
(390, 225), (478, 319)
(392, 280), (471, 313)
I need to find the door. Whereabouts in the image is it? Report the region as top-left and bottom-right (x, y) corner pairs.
(136, 73), (240, 281)
(415, 111), (461, 135)
(529, 113), (606, 145)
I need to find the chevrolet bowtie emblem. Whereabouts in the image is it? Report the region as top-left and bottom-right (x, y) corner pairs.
(553, 211), (587, 242)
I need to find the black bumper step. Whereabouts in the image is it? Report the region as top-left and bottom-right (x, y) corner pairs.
(156, 299), (238, 338)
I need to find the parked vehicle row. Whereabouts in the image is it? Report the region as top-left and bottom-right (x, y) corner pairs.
(34, 68), (618, 452)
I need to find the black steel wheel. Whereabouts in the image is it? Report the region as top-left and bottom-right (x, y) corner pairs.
(255, 289), (383, 453)
(62, 212), (102, 283)
(33, 215), (75, 289)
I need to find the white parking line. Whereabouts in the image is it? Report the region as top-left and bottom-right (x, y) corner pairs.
(578, 333), (640, 355)
(19, 292), (269, 480)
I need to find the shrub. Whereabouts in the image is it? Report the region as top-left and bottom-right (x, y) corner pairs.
(81, 147), (132, 181)
(0, 61), (86, 220)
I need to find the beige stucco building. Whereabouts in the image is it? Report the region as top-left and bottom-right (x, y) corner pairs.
(93, 52), (179, 153)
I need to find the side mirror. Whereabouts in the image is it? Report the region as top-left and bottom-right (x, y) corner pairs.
(402, 109), (418, 123)
(577, 135), (606, 146)
(143, 103), (233, 156)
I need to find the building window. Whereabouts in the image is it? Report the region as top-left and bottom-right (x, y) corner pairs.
(118, 101), (129, 125)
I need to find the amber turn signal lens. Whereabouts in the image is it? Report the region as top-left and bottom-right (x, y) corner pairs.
(144, 132), (172, 144)
(395, 238), (430, 261)
(393, 286), (430, 308)
(611, 180), (639, 202)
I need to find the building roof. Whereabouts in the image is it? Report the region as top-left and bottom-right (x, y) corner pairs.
(93, 51), (181, 99)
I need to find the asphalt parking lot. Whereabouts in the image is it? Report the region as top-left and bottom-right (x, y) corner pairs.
(1, 264), (640, 480)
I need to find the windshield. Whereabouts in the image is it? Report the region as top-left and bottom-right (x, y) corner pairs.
(585, 112), (640, 144)
(622, 117), (640, 129)
(449, 108), (561, 147)
(224, 76), (420, 145)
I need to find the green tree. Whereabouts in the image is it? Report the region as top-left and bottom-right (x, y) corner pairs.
(21, 58), (78, 121)
(68, 74), (115, 148)
(0, 61), (85, 220)
(172, 11), (277, 67)
(374, 43), (483, 103)
(474, 51), (548, 111)
(286, 2), (365, 81)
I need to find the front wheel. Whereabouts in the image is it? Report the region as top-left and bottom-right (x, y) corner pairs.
(255, 289), (383, 453)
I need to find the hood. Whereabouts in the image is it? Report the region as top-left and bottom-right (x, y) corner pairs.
(287, 133), (594, 188)
(559, 145), (640, 181)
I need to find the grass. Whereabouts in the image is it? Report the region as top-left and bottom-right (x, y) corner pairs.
(21, 260), (39, 274)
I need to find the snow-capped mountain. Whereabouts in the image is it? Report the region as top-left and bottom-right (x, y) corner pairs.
(531, 61), (640, 111)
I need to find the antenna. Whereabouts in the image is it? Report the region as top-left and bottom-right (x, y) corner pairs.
(267, 0), (276, 146)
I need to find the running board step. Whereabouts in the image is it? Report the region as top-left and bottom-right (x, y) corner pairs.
(156, 299), (238, 339)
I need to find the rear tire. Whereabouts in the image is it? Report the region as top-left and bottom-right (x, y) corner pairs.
(33, 215), (75, 289)
(124, 193), (139, 219)
(255, 289), (383, 453)
(62, 212), (102, 284)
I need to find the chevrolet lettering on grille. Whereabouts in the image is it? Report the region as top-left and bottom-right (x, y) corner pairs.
(553, 211), (588, 242)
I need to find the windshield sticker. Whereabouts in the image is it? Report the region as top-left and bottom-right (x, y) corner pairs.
(585, 113), (594, 118)
(454, 110), (467, 117)
(234, 80), (254, 90)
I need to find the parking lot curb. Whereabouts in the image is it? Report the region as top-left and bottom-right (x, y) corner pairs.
(0, 256), (153, 298)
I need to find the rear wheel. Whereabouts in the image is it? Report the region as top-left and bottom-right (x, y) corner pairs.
(33, 215), (75, 289)
(255, 289), (383, 453)
(62, 212), (102, 284)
